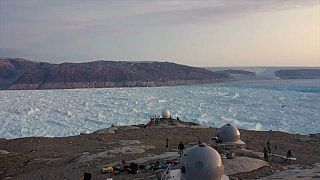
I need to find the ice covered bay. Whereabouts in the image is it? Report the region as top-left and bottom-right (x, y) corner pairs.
(0, 79), (319, 139)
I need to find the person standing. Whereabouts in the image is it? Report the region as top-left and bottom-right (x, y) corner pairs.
(263, 147), (269, 162)
(165, 138), (169, 151)
(267, 139), (272, 153)
(285, 149), (293, 164)
(178, 141), (185, 156)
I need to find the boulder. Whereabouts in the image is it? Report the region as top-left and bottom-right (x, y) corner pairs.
(0, 150), (10, 155)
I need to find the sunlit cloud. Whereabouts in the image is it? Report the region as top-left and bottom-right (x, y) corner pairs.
(0, 0), (319, 66)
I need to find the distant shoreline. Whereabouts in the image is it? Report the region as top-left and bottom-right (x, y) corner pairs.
(2, 58), (320, 90)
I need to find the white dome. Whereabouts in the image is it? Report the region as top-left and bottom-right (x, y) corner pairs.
(218, 124), (240, 143)
(162, 109), (171, 119)
(181, 144), (224, 180)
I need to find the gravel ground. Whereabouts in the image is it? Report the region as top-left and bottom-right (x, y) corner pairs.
(1, 125), (319, 180)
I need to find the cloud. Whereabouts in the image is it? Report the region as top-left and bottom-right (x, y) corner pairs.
(0, 0), (318, 63)
(2, 0), (317, 29)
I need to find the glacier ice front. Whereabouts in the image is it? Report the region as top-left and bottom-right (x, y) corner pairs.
(0, 79), (319, 139)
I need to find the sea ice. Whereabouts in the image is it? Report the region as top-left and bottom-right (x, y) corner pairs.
(0, 79), (319, 139)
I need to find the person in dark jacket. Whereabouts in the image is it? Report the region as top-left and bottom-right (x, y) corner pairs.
(178, 142), (185, 156)
(263, 147), (269, 162)
(285, 149), (293, 164)
(165, 138), (169, 151)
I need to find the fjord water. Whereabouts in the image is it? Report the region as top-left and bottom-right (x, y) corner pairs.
(0, 79), (319, 139)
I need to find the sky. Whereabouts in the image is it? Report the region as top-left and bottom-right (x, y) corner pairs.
(0, 0), (319, 67)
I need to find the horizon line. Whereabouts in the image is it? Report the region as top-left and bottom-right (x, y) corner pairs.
(1, 57), (320, 68)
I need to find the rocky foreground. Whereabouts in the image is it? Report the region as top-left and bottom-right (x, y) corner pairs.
(1, 121), (320, 180)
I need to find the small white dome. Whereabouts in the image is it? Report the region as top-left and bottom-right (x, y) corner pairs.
(181, 144), (224, 180)
(162, 109), (171, 119)
(218, 124), (240, 143)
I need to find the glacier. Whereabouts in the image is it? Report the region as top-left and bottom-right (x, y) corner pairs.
(0, 79), (319, 139)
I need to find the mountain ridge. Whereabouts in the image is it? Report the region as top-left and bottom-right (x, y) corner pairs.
(0, 58), (230, 90)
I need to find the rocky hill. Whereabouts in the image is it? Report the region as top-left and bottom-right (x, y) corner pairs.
(0, 58), (230, 90)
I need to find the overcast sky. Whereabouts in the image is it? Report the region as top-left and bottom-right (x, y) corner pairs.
(0, 0), (319, 67)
